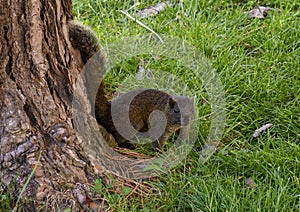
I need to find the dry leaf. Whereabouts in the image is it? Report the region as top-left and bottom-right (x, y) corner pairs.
(253, 123), (273, 138)
(245, 177), (257, 190)
(136, 59), (153, 81)
(135, 1), (171, 19)
(248, 6), (272, 19)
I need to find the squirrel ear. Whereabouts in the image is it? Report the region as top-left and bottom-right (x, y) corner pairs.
(99, 79), (104, 90)
(168, 97), (177, 108)
(190, 97), (194, 104)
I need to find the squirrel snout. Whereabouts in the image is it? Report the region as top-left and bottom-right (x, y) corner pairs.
(181, 116), (191, 126)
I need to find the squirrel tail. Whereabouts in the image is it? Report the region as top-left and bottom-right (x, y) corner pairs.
(68, 20), (108, 118)
(68, 20), (101, 64)
(95, 80), (110, 124)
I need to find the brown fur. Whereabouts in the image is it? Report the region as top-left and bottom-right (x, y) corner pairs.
(95, 88), (194, 151)
(68, 21), (194, 151)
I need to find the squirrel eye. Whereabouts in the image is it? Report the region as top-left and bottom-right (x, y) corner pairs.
(173, 108), (180, 113)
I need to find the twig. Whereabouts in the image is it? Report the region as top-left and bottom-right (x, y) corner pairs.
(118, 10), (164, 42)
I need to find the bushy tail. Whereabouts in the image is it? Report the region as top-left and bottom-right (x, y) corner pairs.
(95, 80), (110, 124)
(68, 20), (101, 64)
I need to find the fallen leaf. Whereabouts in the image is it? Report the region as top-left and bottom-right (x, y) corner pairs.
(248, 6), (272, 19)
(136, 59), (153, 81)
(245, 177), (257, 190)
(135, 1), (171, 19)
(253, 123), (273, 138)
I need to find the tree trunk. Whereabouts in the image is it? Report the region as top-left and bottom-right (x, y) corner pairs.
(0, 0), (102, 210)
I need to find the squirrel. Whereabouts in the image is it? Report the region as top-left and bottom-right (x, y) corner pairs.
(68, 21), (195, 151)
(69, 20), (101, 64)
(95, 86), (194, 151)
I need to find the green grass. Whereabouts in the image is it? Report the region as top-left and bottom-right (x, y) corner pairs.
(0, 1), (298, 211)
(72, 0), (300, 211)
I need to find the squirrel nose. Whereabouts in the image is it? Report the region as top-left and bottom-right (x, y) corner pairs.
(181, 116), (190, 126)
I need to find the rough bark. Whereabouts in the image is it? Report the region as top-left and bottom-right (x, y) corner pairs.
(0, 0), (102, 210)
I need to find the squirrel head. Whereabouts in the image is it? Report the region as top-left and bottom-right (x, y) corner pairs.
(166, 96), (194, 127)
